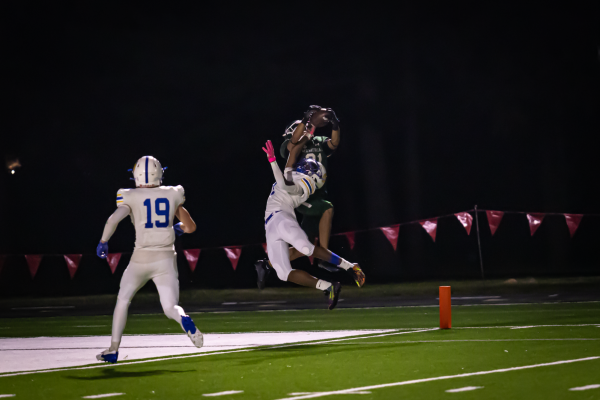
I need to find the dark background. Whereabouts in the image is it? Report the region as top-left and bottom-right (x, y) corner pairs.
(1, 3), (599, 293)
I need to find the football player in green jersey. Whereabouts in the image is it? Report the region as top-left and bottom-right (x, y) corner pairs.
(255, 106), (342, 289)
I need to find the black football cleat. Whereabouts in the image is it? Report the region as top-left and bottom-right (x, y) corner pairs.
(324, 282), (342, 310)
(317, 260), (342, 273)
(255, 259), (271, 290)
(347, 264), (366, 288)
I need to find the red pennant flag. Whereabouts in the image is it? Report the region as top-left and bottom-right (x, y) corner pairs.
(183, 249), (201, 272)
(63, 254), (82, 279)
(225, 247), (242, 271)
(0, 255), (5, 275)
(564, 214), (583, 238)
(455, 212), (473, 235)
(344, 232), (356, 250)
(107, 253), (122, 274)
(25, 255), (43, 278)
(380, 225), (400, 251)
(527, 213), (545, 236)
(486, 210), (504, 236)
(262, 243), (268, 255)
(419, 219), (438, 242)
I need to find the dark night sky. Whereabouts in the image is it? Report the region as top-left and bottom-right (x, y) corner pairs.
(2, 3), (599, 255)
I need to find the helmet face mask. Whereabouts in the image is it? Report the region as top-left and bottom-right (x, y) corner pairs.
(295, 158), (326, 189)
(132, 156), (164, 187)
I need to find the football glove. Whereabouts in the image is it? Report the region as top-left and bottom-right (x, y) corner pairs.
(97, 241), (108, 259)
(174, 222), (185, 236)
(325, 108), (340, 130)
(262, 140), (276, 163)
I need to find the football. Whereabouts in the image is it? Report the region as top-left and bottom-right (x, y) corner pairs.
(309, 108), (332, 128)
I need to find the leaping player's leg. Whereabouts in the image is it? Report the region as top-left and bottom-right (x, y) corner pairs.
(152, 255), (203, 348)
(268, 212), (342, 310)
(97, 262), (148, 363)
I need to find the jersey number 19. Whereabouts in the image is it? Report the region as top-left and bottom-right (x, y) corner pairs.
(143, 198), (170, 228)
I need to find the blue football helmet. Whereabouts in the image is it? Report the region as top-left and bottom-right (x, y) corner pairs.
(296, 158), (320, 176)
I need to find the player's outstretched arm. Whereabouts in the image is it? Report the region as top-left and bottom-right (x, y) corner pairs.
(286, 106), (318, 151)
(285, 135), (309, 170)
(97, 205), (131, 259)
(175, 205), (196, 234)
(263, 140), (302, 194)
(326, 108), (340, 150)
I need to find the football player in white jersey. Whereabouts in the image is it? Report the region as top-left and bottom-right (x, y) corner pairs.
(262, 137), (365, 309)
(95, 156), (202, 363)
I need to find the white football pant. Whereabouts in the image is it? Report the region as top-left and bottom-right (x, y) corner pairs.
(111, 250), (185, 345)
(265, 211), (315, 281)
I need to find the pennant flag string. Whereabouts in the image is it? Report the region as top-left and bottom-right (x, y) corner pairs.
(4, 209), (596, 278)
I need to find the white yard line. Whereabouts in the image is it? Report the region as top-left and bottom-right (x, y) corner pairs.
(202, 390), (244, 397)
(82, 394), (125, 399)
(321, 338), (600, 345)
(275, 356), (600, 400)
(446, 386), (483, 393)
(569, 384), (600, 391)
(0, 395), (16, 398)
(0, 329), (430, 377)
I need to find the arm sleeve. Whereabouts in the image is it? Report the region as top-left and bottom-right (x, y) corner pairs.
(270, 162), (303, 195)
(101, 205), (131, 242)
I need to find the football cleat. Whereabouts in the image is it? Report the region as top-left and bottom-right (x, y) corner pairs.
(181, 315), (203, 348)
(317, 260), (341, 273)
(347, 264), (366, 288)
(324, 282), (342, 310)
(96, 349), (118, 364)
(255, 259), (271, 290)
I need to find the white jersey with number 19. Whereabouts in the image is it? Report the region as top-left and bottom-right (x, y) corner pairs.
(117, 185), (186, 251)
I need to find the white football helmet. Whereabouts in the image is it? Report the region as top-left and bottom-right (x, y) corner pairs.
(315, 162), (327, 189)
(132, 156), (164, 187)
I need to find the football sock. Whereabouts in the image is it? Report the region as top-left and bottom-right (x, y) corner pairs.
(338, 258), (354, 271)
(328, 252), (353, 270)
(316, 279), (332, 291)
(328, 252), (341, 266)
(109, 341), (120, 352)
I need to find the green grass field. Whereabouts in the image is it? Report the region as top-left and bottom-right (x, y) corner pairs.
(1, 302), (600, 399)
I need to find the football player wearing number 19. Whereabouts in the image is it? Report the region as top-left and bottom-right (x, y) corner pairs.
(95, 156), (202, 364)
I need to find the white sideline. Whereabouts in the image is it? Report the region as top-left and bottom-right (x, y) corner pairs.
(82, 394), (125, 399)
(202, 390), (244, 397)
(276, 356), (600, 400)
(445, 386), (483, 393)
(569, 384), (600, 391)
(0, 329), (434, 378)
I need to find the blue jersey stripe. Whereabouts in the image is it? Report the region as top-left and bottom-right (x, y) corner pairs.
(302, 178), (313, 195)
(145, 156), (149, 184)
(116, 196), (123, 200)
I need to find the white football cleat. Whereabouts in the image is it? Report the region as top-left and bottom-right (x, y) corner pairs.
(181, 315), (203, 348)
